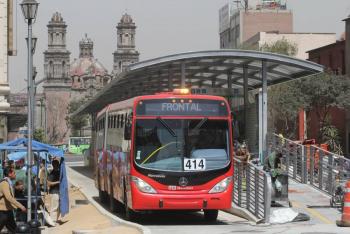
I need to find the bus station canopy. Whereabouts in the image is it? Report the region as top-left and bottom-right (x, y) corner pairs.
(75, 50), (324, 115)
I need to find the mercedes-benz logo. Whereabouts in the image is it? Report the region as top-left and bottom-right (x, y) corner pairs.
(178, 177), (188, 187)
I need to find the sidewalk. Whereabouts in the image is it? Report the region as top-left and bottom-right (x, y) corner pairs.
(42, 183), (140, 234)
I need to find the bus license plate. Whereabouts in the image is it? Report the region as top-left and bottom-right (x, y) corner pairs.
(184, 158), (206, 171)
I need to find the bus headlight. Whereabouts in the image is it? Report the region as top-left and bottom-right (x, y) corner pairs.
(132, 176), (157, 194)
(209, 177), (232, 194)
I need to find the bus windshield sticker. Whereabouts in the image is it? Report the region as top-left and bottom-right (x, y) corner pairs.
(184, 158), (206, 171)
(136, 151), (141, 160)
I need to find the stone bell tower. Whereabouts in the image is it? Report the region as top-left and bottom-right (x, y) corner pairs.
(112, 13), (139, 77)
(43, 12), (71, 143)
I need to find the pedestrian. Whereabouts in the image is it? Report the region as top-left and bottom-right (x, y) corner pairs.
(14, 180), (26, 222)
(0, 167), (26, 233)
(264, 150), (283, 191)
(47, 159), (60, 226)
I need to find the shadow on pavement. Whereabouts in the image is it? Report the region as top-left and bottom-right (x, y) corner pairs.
(69, 166), (94, 180)
(92, 196), (228, 226)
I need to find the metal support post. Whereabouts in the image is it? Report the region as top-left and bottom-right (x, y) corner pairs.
(26, 19), (33, 222)
(243, 65), (248, 140)
(261, 60), (268, 162)
(318, 150), (323, 190)
(181, 62), (186, 88)
(310, 146), (314, 185)
(237, 164), (242, 207)
(301, 145), (307, 183)
(254, 169), (259, 217)
(246, 165), (251, 211)
(264, 174), (272, 223)
(327, 155), (333, 194)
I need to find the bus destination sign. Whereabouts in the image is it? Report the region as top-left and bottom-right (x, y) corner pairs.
(136, 99), (228, 116)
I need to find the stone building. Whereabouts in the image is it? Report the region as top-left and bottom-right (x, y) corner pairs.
(113, 13), (139, 76)
(0, 0), (13, 142)
(41, 12), (139, 144)
(219, 1), (293, 49)
(42, 12), (71, 144)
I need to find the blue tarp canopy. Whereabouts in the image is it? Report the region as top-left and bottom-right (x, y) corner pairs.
(0, 138), (63, 157)
(7, 151), (51, 162)
(0, 138), (69, 217)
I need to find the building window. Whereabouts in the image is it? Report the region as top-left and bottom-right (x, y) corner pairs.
(49, 61), (54, 78)
(62, 61), (66, 77)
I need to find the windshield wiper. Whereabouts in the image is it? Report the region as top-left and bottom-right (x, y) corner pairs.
(157, 117), (177, 137)
(191, 118), (208, 132)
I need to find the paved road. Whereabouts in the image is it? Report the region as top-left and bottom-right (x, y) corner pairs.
(66, 158), (350, 234)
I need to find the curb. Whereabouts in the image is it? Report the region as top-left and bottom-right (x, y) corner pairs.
(223, 203), (262, 224)
(67, 167), (151, 234)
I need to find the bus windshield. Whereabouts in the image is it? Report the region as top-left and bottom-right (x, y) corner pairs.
(134, 119), (230, 172)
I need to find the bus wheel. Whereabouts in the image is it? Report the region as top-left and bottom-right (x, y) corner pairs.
(109, 192), (118, 213)
(124, 193), (138, 221)
(99, 189), (107, 203)
(204, 210), (218, 222)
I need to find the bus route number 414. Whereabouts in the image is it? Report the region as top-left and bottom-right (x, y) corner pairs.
(184, 158), (206, 171)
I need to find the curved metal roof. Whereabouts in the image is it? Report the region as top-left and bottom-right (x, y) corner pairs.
(75, 50), (324, 115)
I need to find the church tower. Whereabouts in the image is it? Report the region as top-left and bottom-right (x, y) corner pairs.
(113, 13), (139, 76)
(43, 12), (71, 143)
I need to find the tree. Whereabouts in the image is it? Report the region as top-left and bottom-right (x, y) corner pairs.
(260, 38), (298, 56)
(67, 99), (89, 137)
(33, 128), (46, 143)
(260, 38), (300, 138)
(295, 73), (350, 143)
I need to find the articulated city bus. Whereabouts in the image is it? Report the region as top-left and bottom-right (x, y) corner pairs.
(95, 89), (234, 221)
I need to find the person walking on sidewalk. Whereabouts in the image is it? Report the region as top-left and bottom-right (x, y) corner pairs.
(0, 167), (26, 233)
(47, 159), (60, 226)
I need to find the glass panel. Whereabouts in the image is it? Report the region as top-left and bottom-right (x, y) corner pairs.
(134, 119), (230, 172)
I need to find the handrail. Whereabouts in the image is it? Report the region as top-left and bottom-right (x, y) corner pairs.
(232, 157), (272, 223)
(271, 133), (350, 195)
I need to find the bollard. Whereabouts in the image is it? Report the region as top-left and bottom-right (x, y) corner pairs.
(28, 219), (41, 234)
(15, 222), (31, 234)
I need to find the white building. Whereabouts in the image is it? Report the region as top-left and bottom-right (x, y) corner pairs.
(0, 0), (12, 142)
(244, 32), (337, 60)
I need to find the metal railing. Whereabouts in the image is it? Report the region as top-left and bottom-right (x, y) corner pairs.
(272, 133), (350, 195)
(233, 158), (272, 223)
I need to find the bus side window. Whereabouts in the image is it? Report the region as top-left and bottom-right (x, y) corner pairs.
(124, 112), (132, 140)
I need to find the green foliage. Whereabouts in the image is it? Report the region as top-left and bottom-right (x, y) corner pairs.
(67, 99), (89, 137)
(320, 122), (343, 155)
(296, 74), (350, 141)
(33, 128), (46, 143)
(262, 38), (300, 138)
(268, 82), (302, 138)
(260, 38), (298, 56)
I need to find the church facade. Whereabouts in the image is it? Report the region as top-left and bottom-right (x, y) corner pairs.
(42, 12), (139, 144)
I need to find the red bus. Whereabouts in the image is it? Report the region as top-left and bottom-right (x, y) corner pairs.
(95, 89), (234, 221)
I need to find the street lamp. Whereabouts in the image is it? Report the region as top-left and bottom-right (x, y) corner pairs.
(21, 0), (39, 222)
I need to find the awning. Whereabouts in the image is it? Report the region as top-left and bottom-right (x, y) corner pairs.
(74, 50), (324, 115)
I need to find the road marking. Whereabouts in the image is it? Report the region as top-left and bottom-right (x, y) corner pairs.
(291, 201), (333, 224)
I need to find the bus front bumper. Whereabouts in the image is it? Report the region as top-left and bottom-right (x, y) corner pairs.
(131, 187), (232, 210)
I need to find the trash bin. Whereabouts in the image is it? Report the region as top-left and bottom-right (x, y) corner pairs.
(28, 219), (41, 234)
(15, 222), (31, 234)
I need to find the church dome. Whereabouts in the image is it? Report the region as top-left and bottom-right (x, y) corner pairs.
(70, 34), (108, 77)
(70, 57), (108, 77)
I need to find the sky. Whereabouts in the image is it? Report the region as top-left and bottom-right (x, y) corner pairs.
(9, 0), (350, 92)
